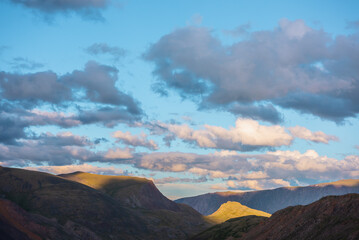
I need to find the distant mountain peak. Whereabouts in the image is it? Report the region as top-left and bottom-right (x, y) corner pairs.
(176, 178), (359, 215)
(206, 201), (270, 224)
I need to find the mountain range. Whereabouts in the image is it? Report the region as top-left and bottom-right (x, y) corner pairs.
(0, 166), (209, 240)
(175, 179), (359, 215)
(191, 193), (359, 240)
(1, 166), (359, 240)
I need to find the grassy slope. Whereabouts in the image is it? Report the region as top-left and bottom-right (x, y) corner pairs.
(205, 201), (271, 224)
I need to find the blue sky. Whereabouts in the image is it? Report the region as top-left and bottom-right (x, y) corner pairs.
(1, 0), (359, 199)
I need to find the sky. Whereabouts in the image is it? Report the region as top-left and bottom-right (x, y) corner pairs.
(0, 0), (359, 199)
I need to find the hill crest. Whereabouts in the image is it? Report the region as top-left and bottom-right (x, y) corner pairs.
(206, 201), (270, 224)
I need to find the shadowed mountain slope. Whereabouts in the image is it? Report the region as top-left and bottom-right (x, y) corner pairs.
(190, 215), (267, 240)
(205, 201), (270, 224)
(59, 171), (180, 211)
(0, 166), (146, 239)
(0, 198), (96, 240)
(0, 166), (209, 240)
(176, 179), (359, 215)
(242, 193), (359, 240)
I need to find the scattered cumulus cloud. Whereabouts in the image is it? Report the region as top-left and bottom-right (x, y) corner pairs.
(144, 19), (359, 123)
(104, 147), (133, 159)
(147, 118), (337, 151)
(25, 163), (125, 175)
(125, 149), (359, 190)
(289, 126), (339, 144)
(227, 178), (290, 190)
(112, 130), (158, 150)
(0, 61), (142, 114)
(0, 61), (144, 145)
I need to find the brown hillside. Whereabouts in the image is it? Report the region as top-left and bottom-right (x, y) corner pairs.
(59, 171), (180, 211)
(242, 194), (359, 240)
(0, 166), (209, 239)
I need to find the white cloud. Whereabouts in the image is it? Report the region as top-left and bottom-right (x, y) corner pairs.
(129, 149), (359, 190)
(112, 130), (158, 150)
(227, 178), (291, 190)
(104, 148), (133, 159)
(289, 126), (339, 144)
(157, 118), (293, 151)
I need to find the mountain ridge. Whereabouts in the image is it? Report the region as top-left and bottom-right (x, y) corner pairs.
(0, 166), (209, 240)
(175, 179), (359, 215)
(242, 193), (359, 240)
(205, 201), (270, 224)
(191, 193), (359, 240)
(59, 171), (180, 211)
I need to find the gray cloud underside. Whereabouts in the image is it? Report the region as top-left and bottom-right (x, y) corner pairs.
(0, 61), (143, 144)
(0, 61), (142, 113)
(86, 43), (126, 61)
(0, 104), (142, 144)
(145, 19), (359, 123)
(8, 0), (111, 20)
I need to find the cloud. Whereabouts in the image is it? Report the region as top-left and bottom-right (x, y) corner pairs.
(144, 19), (359, 122)
(1, 139), (358, 191)
(25, 163), (125, 175)
(125, 149), (359, 190)
(154, 176), (207, 184)
(0, 114), (28, 144)
(274, 92), (358, 123)
(0, 71), (71, 106)
(229, 103), (283, 124)
(223, 23), (251, 37)
(154, 118), (293, 151)
(77, 106), (142, 127)
(210, 183), (228, 190)
(104, 147), (133, 159)
(0, 104), (142, 145)
(10, 57), (44, 70)
(0, 61), (143, 143)
(86, 43), (126, 61)
(0, 140), (98, 166)
(227, 178), (290, 190)
(34, 132), (92, 146)
(289, 126), (339, 144)
(0, 61), (142, 114)
(112, 130), (158, 150)
(63, 61), (142, 113)
(131, 151), (250, 175)
(8, 0), (111, 20)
